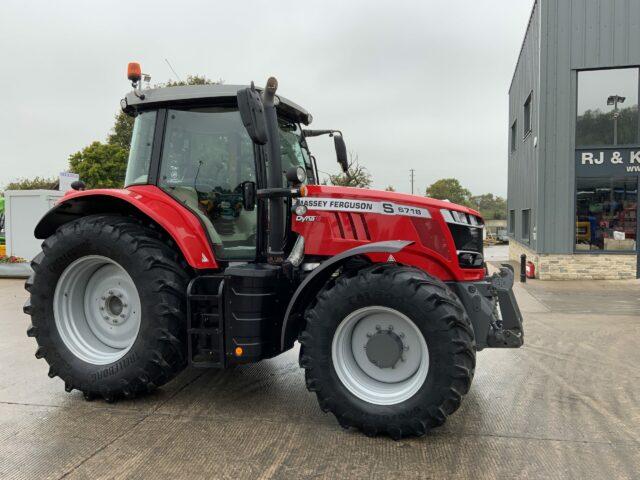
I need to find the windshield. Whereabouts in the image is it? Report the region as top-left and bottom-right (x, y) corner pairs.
(279, 118), (314, 183)
(124, 110), (157, 186)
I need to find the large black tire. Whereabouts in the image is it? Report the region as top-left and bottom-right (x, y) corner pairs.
(299, 263), (475, 439)
(24, 215), (190, 401)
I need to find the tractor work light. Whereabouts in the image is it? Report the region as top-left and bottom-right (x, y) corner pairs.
(286, 166), (307, 185)
(127, 62), (142, 83)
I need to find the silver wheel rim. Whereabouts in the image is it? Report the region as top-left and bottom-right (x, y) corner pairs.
(331, 306), (429, 405)
(53, 255), (141, 365)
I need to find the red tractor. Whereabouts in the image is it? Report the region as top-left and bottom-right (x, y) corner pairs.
(24, 66), (523, 439)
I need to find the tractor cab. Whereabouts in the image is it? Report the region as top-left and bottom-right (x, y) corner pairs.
(121, 80), (337, 263)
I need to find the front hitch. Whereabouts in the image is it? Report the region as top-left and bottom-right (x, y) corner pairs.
(486, 265), (524, 348)
(449, 265), (524, 350)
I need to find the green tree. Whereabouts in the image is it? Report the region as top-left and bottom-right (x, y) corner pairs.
(107, 111), (135, 151)
(470, 193), (507, 220)
(426, 178), (472, 206)
(68, 142), (128, 189)
(5, 176), (58, 190)
(385, 185), (395, 191)
(326, 153), (372, 188)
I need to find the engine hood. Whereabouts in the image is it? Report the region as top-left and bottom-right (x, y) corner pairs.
(303, 185), (481, 218)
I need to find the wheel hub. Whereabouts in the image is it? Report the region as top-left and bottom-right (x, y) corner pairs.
(365, 328), (405, 369)
(100, 288), (131, 326)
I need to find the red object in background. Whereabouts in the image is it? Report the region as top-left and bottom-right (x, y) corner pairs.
(526, 261), (535, 279)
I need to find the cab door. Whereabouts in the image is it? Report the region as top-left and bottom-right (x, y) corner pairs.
(157, 107), (258, 261)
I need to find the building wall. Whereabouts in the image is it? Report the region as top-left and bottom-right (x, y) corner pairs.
(507, 2), (541, 250)
(537, 0), (640, 254)
(509, 239), (636, 280)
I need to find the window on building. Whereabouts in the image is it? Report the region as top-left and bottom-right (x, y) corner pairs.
(521, 209), (531, 242)
(509, 209), (515, 234)
(510, 120), (517, 152)
(575, 177), (637, 251)
(576, 68), (640, 146)
(523, 92), (532, 137)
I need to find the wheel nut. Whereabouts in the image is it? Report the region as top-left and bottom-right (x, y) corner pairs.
(117, 293), (123, 298)
(366, 332), (372, 338)
(120, 314), (125, 318)
(388, 325), (394, 331)
(101, 296), (106, 300)
(375, 325), (381, 331)
(399, 332), (405, 338)
(99, 306), (104, 310)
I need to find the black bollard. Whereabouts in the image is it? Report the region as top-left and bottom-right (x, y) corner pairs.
(520, 254), (527, 283)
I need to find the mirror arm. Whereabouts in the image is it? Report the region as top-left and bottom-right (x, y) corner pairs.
(257, 187), (305, 199)
(302, 129), (342, 138)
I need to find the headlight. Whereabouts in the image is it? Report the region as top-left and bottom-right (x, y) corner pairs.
(440, 209), (483, 228)
(295, 204), (308, 216)
(296, 166), (307, 184)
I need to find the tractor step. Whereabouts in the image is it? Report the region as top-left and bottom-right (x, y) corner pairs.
(187, 275), (225, 368)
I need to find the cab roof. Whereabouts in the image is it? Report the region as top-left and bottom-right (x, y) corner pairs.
(122, 84), (313, 125)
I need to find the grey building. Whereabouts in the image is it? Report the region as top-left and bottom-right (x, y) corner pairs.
(508, 0), (640, 279)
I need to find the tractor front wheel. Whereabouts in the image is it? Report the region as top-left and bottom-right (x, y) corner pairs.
(299, 264), (475, 439)
(24, 215), (190, 401)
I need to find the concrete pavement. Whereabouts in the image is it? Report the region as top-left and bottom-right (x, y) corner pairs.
(1, 274), (639, 479)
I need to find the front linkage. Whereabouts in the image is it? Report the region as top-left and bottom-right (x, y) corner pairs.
(449, 265), (524, 350)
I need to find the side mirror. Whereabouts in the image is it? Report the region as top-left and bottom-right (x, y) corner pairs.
(334, 135), (348, 173)
(237, 84), (268, 145)
(242, 181), (257, 211)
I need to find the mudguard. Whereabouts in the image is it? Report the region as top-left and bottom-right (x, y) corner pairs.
(280, 240), (413, 350)
(33, 186), (217, 270)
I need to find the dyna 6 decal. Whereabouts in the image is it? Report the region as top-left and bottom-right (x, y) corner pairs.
(298, 197), (431, 218)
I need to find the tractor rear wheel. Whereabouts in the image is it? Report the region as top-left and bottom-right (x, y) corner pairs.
(299, 263), (475, 439)
(24, 215), (190, 401)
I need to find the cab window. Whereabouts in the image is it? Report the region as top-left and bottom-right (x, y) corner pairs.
(158, 108), (257, 261)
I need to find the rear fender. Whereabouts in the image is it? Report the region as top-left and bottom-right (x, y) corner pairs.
(280, 240), (413, 350)
(34, 186), (217, 270)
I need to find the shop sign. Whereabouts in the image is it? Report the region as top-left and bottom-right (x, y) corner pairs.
(576, 148), (640, 176)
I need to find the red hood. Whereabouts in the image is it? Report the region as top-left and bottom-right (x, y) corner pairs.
(304, 185), (481, 218)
